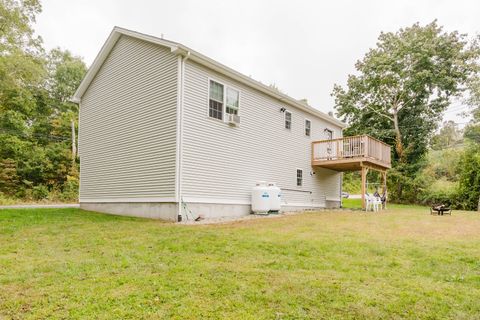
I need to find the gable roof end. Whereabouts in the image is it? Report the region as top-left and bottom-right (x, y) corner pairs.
(72, 27), (346, 128)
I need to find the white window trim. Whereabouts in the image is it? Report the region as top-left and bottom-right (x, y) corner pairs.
(207, 78), (225, 122)
(305, 118), (311, 137)
(284, 109), (292, 130)
(296, 168), (303, 187)
(207, 77), (241, 123)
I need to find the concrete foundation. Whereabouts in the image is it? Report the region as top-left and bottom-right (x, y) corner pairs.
(182, 202), (251, 220)
(326, 200), (341, 209)
(80, 202), (178, 221)
(80, 201), (339, 221)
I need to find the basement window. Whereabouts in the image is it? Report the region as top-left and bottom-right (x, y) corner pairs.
(305, 119), (311, 136)
(296, 169), (303, 187)
(209, 80), (224, 120)
(285, 110), (292, 129)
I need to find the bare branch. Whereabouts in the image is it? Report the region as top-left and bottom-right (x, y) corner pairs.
(365, 105), (394, 122)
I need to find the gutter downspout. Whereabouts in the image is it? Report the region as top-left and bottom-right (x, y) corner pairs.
(340, 128), (344, 208)
(176, 51), (190, 220)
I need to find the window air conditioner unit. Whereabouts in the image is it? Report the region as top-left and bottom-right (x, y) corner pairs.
(226, 114), (240, 126)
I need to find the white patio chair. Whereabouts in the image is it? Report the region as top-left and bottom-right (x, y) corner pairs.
(373, 196), (382, 212)
(365, 194), (381, 212)
(365, 194), (373, 211)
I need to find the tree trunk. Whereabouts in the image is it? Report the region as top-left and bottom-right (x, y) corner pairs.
(71, 119), (77, 173)
(477, 195), (480, 212)
(393, 110), (404, 161)
(397, 181), (403, 200)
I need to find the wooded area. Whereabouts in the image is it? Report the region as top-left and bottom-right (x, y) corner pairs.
(0, 0), (86, 203)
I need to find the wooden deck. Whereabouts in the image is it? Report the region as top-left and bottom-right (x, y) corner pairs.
(311, 135), (391, 171)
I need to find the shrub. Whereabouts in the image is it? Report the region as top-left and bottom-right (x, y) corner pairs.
(59, 176), (78, 202)
(456, 143), (480, 210)
(420, 188), (458, 208)
(32, 185), (49, 201)
(0, 192), (16, 205)
(0, 159), (18, 195)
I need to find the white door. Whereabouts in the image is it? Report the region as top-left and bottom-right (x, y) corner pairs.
(324, 129), (335, 158)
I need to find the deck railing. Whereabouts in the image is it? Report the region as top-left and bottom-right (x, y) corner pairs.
(312, 135), (391, 167)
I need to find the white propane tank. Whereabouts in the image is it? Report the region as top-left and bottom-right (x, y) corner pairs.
(267, 182), (281, 212)
(251, 181), (270, 214)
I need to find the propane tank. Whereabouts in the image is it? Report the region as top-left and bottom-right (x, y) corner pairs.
(251, 181), (270, 214)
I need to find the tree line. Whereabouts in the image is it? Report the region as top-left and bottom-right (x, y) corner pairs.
(0, 0), (86, 202)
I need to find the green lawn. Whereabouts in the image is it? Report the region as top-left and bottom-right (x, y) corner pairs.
(342, 197), (363, 209)
(1, 207), (480, 319)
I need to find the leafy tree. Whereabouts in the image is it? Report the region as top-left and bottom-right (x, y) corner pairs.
(457, 143), (480, 210)
(0, 0), (42, 53)
(430, 120), (462, 150)
(0, 0), (86, 200)
(0, 159), (18, 195)
(332, 21), (480, 199)
(46, 48), (86, 108)
(457, 74), (480, 210)
(464, 77), (480, 143)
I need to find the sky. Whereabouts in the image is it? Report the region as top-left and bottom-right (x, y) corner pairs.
(35, 0), (479, 126)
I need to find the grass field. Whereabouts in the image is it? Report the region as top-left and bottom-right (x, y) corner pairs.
(1, 207), (480, 319)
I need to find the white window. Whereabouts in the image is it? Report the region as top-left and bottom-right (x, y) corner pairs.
(209, 80), (224, 120)
(226, 87), (239, 115)
(208, 80), (240, 120)
(296, 169), (303, 187)
(285, 110), (292, 129)
(305, 119), (311, 136)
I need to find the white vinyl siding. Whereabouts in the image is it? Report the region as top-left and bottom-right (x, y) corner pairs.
(181, 60), (342, 206)
(79, 35), (177, 201)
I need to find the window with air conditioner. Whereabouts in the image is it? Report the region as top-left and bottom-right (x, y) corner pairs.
(208, 80), (240, 122)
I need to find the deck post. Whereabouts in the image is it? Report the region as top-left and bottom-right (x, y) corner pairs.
(383, 171), (387, 209)
(361, 165), (367, 209)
